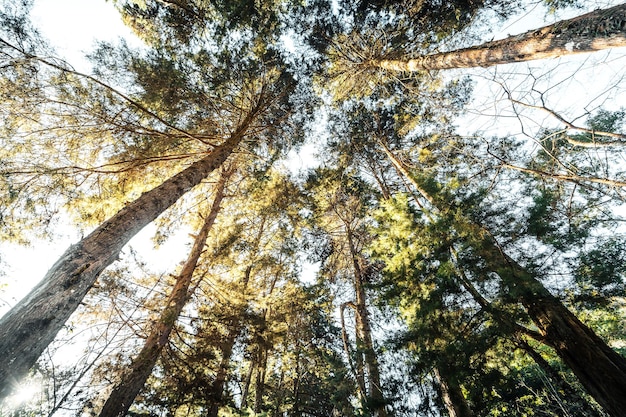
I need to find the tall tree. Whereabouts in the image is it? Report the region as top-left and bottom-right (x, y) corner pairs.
(381, 140), (626, 417)
(96, 167), (232, 417)
(356, 4), (626, 72)
(306, 168), (387, 416)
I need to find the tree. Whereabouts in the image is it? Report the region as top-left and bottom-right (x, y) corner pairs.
(0, 14), (297, 397)
(306, 167), (387, 416)
(363, 3), (626, 71)
(96, 167), (232, 417)
(381, 140), (626, 417)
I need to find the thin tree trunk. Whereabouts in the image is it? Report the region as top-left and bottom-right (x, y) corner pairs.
(517, 338), (602, 417)
(381, 143), (626, 417)
(347, 230), (387, 417)
(209, 218), (266, 415)
(0, 119), (250, 399)
(433, 367), (474, 417)
(253, 346), (268, 414)
(97, 169), (231, 417)
(340, 301), (367, 400)
(368, 3), (626, 71)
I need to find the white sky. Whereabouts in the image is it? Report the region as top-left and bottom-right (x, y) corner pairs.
(2, 0), (625, 313)
(2, 0), (626, 411)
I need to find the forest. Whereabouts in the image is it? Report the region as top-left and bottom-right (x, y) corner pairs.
(1, 0), (626, 415)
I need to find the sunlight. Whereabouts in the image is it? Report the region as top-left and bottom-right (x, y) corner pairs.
(5, 382), (40, 408)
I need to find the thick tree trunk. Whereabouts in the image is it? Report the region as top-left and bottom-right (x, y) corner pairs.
(381, 144), (626, 417)
(477, 242), (626, 417)
(518, 338), (602, 417)
(0, 125), (247, 399)
(97, 169), (230, 417)
(433, 367), (474, 417)
(368, 3), (626, 71)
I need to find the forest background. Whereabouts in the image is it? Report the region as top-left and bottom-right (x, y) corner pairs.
(1, 0), (626, 416)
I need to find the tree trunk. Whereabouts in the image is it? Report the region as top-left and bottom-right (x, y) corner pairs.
(97, 169), (230, 417)
(209, 219), (266, 415)
(433, 367), (474, 417)
(347, 230), (387, 417)
(381, 144), (626, 417)
(518, 338), (602, 417)
(0, 123), (248, 399)
(477, 241), (626, 417)
(368, 3), (626, 71)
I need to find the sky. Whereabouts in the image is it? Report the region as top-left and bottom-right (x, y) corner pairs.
(2, 0), (626, 408)
(2, 0), (625, 323)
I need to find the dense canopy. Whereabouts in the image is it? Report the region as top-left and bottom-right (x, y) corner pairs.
(1, 0), (626, 416)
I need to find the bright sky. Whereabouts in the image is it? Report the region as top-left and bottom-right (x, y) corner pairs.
(0, 1), (190, 318)
(2, 0), (625, 313)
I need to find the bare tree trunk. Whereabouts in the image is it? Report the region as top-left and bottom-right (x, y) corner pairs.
(381, 143), (626, 417)
(97, 169), (231, 417)
(209, 219), (267, 415)
(347, 231), (387, 417)
(0, 123), (250, 399)
(368, 3), (626, 71)
(433, 367), (474, 417)
(253, 346), (268, 414)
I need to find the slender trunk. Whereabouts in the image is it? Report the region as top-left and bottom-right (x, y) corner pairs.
(253, 346), (268, 414)
(97, 170), (230, 417)
(0, 125), (248, 399)
(381, 143), (626, 417)
(368, 3), (626, 71)
(433, 367), (474, 417)
(347, 231), (386, 417)
(241, 357), (255, 410)
(518, 338), (602, 417)
(209, 219), (266, 415)
(207, 332), (236, 417)
(340, 302), (367, 399)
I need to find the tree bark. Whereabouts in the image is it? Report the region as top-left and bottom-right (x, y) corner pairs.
(97, 168), (231, 417)
(347, 230), (387, 417)
(0, 121), (249, 399)
(368, 3), (626, 71)
(433, 367), (474, 417)
(381, 144), (626, 417)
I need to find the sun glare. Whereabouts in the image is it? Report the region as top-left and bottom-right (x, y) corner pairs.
(5, 382), (40, 408)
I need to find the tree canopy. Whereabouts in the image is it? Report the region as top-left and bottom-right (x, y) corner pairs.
(1, 0), (626, 416)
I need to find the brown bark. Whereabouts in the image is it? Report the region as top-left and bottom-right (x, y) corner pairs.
(517, 338), (602, 417)
(347, 230), (387, 417)
(433, 367), (474, 417)
(97, 169), (231, 417)
(368, 3), (626, 71)
(381, 144), (626, 417)
(0, 120), (249, 399)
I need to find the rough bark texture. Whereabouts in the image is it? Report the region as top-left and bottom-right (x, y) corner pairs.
(369, 3), (626, 71)
(434, 367), (474, 417)
(97, 169), (230, 417)
(381, 145), (626, 417)
(0, 127), (247, 399)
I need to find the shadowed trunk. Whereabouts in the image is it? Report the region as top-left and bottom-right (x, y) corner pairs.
(434, 367), (474, 417)
(97, 168), (231, 417)
(381, 143), (626, 417)
(368, 3), (626, 71)
(0, 120), (250, 399)
(347, 230), (387, 417)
